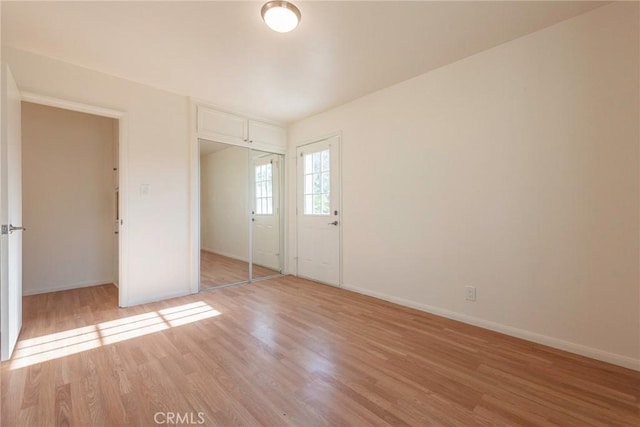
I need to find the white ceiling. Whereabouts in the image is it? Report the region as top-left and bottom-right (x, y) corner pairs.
(2, 1), (606, 125)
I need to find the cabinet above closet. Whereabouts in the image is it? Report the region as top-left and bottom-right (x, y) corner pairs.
(195, 104), (287, 154)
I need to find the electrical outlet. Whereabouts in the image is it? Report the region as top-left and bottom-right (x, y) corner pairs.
(465, 286), (476, 301)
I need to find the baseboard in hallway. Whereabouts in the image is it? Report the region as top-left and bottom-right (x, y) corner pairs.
(22, 279), (116, 296)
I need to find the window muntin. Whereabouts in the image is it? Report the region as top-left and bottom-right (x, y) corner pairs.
(255, 163), (273, 215)
(303, 149), (330, 215)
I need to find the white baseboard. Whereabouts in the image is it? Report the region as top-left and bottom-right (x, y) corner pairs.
(23, 279), (115, 296)
(341, 283), (640, 372)
(201, 247), (249, 263)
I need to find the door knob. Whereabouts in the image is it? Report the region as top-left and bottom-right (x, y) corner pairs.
(9, 224), (26, 233)
(328, 221), (338, 226)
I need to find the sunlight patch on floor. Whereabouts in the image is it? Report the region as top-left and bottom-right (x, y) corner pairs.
(9, 301), (221, 370)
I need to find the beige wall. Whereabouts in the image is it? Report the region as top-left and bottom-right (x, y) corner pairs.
(4, 47), (191, 306)
(200, 146), (249, 261)
(288, 2), (640, 369)
(22, 102), (115, 294)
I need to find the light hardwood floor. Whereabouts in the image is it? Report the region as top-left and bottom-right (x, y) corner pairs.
(201, 250), (279, 289)
(1, 277), (638, 426)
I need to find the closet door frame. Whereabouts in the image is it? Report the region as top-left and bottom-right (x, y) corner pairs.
(193, 132), (285, 291)
(248, 149), (284, 282)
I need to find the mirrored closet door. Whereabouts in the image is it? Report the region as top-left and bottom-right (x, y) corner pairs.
(250, 149), (283, 280)
(199, 140), (283, 290)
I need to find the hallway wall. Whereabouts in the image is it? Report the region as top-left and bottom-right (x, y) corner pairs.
(22, 102), (115, 294)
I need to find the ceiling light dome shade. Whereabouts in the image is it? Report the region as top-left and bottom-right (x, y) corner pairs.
(261, 1), (301, 33)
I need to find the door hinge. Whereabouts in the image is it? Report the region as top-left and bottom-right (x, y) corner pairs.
(1, 225), (7, 235)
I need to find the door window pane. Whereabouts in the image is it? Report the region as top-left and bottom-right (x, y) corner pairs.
(255, 163), (273, 216)
(303, 149), (330, 215)
(321, 150), (330, 172)
(322, 194), (330, 215)
(305, 155), (312, 175)
(321, 172), (329, 193)
(304, 175), (312, 194)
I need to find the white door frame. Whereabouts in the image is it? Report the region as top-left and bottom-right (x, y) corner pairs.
(295, 132), (343, 286)
(190, 102), (202, 292)
(20, 92), (129, 308)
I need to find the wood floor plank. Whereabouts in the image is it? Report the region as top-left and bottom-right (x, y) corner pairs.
(1, 277), (639, 426)
(54, 383), (72, 427)
(200, 250), (279, 289)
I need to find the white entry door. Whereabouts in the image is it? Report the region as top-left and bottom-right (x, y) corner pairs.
(1, 64), (23, 361)
(296, 136), (341, 286)
(252, 154), (281, 271)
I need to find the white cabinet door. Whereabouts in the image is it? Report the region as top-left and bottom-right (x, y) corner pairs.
(248, 120), (286, 153)
(197, 106), (247, 146)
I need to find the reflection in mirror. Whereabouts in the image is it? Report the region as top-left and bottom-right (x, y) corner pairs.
(200, 140), (249, 289)
(251, 149), (283, 280)
(250, 150), (282, 279)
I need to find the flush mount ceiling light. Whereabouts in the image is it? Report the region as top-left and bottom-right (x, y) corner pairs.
(261, 1), (301, 33)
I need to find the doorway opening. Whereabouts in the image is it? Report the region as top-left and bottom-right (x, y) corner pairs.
(198, 139), (283, 290)
(21, 102), (121, 301)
